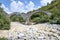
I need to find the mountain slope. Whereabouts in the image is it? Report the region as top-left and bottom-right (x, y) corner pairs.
(0, 8), (10, 30)
(30, 0), (60, 24)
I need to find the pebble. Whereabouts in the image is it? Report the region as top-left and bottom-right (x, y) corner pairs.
(8, 24), (60, 40)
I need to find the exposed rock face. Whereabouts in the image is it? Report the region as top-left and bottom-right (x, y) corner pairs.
(0, 22), (60, 40)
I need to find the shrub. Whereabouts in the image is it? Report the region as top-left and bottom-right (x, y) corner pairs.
(30, 12), (49, 24)
(0, 8), (10, 30)
(10, 13), (24, 22)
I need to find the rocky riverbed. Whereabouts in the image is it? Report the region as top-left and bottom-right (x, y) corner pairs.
(0, 22), (60, 40)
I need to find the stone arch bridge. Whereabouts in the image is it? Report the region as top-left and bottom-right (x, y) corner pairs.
(20, 10), (52, 24)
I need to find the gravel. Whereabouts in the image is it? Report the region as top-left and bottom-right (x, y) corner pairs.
(8, 22), (60, 40)
(0, 22), (60, 40)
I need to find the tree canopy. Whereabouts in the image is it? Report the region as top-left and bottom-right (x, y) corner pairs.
(29, 0), (60, 24)
(10, 12), (25, 22)
(0, 8), (10, 30)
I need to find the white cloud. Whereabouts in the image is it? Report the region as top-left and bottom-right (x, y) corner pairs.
(1, 0), (53, 14)
(1, 4), (11, 14)
(10, 1), (37, 13)
(10, 1), (25, 13)
(40, 0), (53, 6)
(25, 1), (36, 13)
(26, 1), (35, 11)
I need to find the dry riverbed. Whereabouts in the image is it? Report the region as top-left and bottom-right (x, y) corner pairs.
(0, 22), (60, 40)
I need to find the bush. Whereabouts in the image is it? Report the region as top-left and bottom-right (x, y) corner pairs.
(0, 8), (10, 30)
(30, 12), (49, 24)
(49, 6), (60, 24)
(10, 13), (24, 22)
(49, 17), (60, 24)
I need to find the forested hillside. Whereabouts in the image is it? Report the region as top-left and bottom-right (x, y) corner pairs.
(30, 0), (60, 24)
(0, 8), (10, 30)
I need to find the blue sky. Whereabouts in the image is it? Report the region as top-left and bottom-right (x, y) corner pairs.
(0, 0), (53, 14)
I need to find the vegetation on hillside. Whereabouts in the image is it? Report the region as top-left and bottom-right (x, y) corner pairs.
(0, 8), (10, 30)
(10, 12), (24, 22)
(30, 12), (49, 24)
(30, 0), (60, 24)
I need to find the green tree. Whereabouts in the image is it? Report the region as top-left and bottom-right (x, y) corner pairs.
(0, 8), (10, 30)
(30, 12), (49, 24)
(10, 12), (24, 22)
